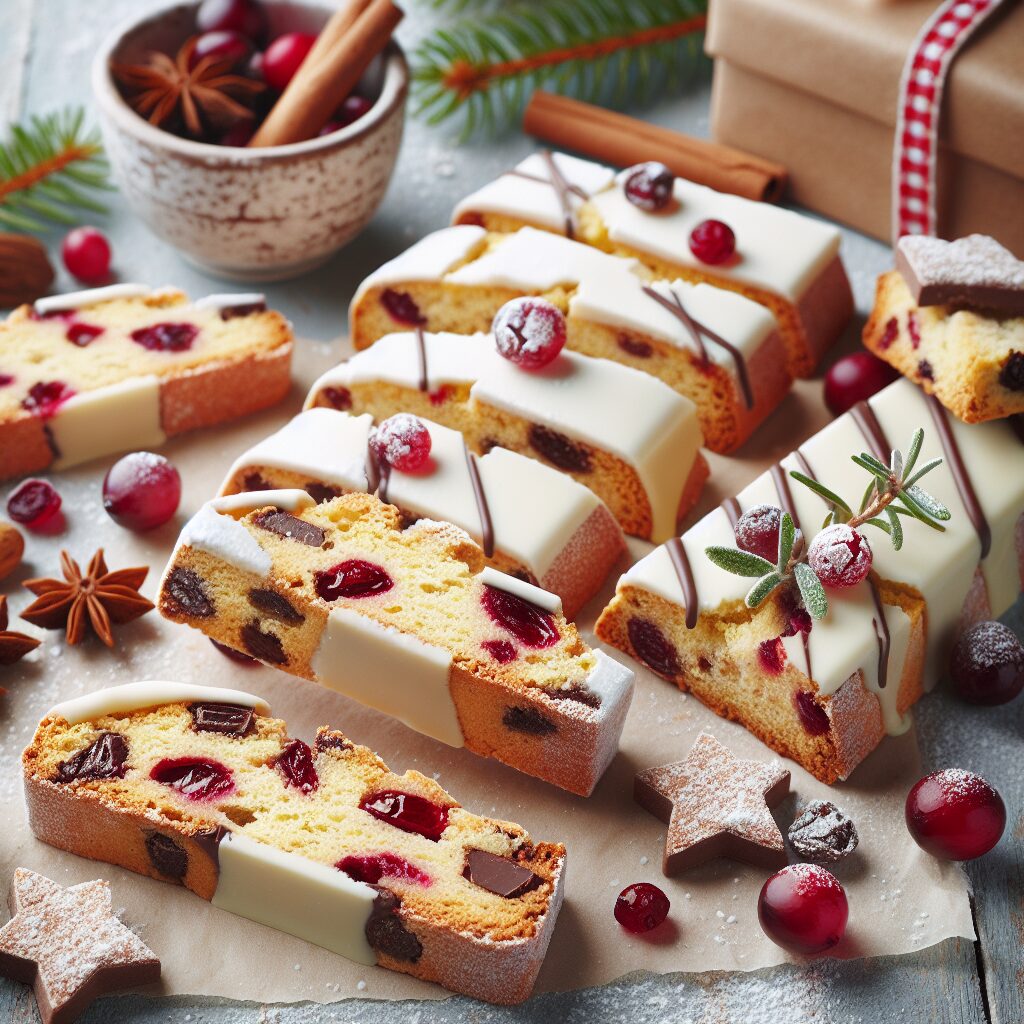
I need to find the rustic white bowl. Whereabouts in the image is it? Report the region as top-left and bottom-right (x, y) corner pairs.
(92, 1), (408, 282)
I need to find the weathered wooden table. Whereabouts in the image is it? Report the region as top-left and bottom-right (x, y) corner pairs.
(0, 1), (1020, 1021)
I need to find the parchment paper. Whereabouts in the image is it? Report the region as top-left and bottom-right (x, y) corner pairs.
(0, 334), (975, 1005)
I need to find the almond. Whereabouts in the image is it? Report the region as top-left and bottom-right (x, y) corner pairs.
(0, 520), (25, 581)
(0, 233), (55, 308)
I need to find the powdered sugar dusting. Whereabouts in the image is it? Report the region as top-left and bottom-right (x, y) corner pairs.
(899, 234), (1024, 290)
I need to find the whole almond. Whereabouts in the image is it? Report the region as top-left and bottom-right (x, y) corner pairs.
(0, 520), (25, 581)
(0, 233), (55, 308)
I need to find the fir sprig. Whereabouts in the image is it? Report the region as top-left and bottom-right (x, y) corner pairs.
(412, 0), (709, 138)
(0, 108), (113, 233)
(706, 428), (950, 621)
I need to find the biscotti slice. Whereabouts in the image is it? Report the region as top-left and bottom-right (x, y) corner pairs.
(0, 284), (292, 481)
(597, 376), (1024, 783)
(219, 407), (626, 618)
(308, 330), (708, 543)
(158, 490), (634, 796)
(864, 235), (1024, 423)
(22, 681), (565, 1004)
(451, 151), (853, 377)
(348, 224), (790, 452)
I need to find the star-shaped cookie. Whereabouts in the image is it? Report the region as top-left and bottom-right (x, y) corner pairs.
(635, 733), (791, 875)
(0, 868), (160, 1024)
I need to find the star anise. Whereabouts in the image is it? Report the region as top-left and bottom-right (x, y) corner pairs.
(112, 36), (264, 137)
(0, 595), (40, 666)
(21, 550), (154, 648)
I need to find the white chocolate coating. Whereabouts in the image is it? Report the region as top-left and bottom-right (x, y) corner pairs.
(479, 566), (563, 616)
(34, 283), (153, 314)
(179, 503), (271, 577)
(192, 292), (266, 312)
(211, 489), (317, 517)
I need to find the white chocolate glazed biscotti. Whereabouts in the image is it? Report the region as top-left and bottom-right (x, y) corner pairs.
(348, 223), (790, 452)
(219, 407), (626, 618)
(596, 377), (1024, 783)
(451, 151), (854, 377)
(0, 285), (293, 480)
(22, 682), (566, 1004)
(158, 491), (634, 796)
(307, 330), (708, 543)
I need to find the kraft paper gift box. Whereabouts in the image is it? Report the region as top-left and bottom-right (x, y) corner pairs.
(705, 0), (1024, 254)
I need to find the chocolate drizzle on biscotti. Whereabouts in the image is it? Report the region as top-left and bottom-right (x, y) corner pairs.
(464, 445), (495, 558)
(665, 537), (699, 630)
(508, 150), (589, 239)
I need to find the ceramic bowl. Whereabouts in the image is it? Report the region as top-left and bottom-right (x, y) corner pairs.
(92, 1), (408, 282)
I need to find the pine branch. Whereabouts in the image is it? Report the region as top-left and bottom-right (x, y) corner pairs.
(0, 108), (113, 233)
(412, 0), (709, 138)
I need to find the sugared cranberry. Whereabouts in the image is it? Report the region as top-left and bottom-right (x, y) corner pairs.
(190, 29), (252, 71)
(758, 636), (786, 675)
(130, 322), (199, 352)
(878, 317), (899, 349)
(795, 690), (830, 735)
(150, 757), (235, 801)
(210, 638), (259, 665)
(102, 452), (181, 531)
(321, 385), (352, 410)
(314, 559), (393, 601)
(614, 882), (670, 933)
(905, 769), (1006, 861)
(807, 525), (872, 588)
(262, 32), (317, 91)
(275, 739), (319, 794)
(482, 639), (517, 664)
(492, 297), (566, 370)
(623, 162), (675, 213)
(823, 352), (899, 416)
(219, 122), (255, 147)
(360, 790), (450, 841)
(371, 414), (432, 472)
(482, 584), (558, 649)
(61, 227), (111, 284)
(735, 504), (801, 564)
(528, 424), (591, 472)
(380, 288), (425, 326)
(197, 0), (268, 43)
(7, 478), (62, 529)
(57, 733), (129, 782)
(758, 864), (848, 955)
(689, 219), (736, 265)
(66, 322), (104, 347)
(22, 380), (75, 418)
(338, 852), (432, 886)
(627, 617), (680, 678)
(950, 621), (1024, 706)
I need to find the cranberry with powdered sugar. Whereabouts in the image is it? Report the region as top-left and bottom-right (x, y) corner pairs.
(492, 297), (567, 370)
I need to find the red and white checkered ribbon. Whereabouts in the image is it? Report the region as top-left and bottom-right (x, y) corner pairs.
(892, 0), (1008, 245)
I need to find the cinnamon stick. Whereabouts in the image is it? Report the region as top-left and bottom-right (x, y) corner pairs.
(522, 90), (788, 203)
(293, 0), (374, 81)
(250, 0), (403, 148)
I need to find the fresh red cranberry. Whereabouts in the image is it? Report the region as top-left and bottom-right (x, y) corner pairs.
(210, 638), (259, 665)
(337, 852), (432, 886)
(190, 29), (252, 70)
(337, 94), (373, 126)
(7, 478), (62, 529)
(878, 317), (899, 349)
(321, 385), (352, 410)
(314, 559), (393, 601)
(758, 864), (848, 955)
(689, 219), (736, 265)
(614, 882), (670, 933)
(905, 769), (1006, 861)
(262, 32), (317, 91)
(22, 380), (75, 418)
(130, 322), (199, 352)
(371, 414), (432, 472)
(482, 639), (517, 663)
(481, 584), (559, 649)
(623, 162), (675, 213)
(492, 297), (567, 370)
(381, 288), (425, 326)
(61, 227), (111, 284)
(318, 120), (345, 137)
(275, 739), (319, 794)
(57, 733), (129, 782)
(219, 121), (255, 146)
(823, 352), (899, 416)
(758, 636), (787, 675)
(102, 452), (181, 531)
(150, 757), (235, 801)
(66, 322), (104, 347)
(807, 525), (872, 588)
(735, 504), (801, 564)
(627, 617), (680, 677)
(360, 790), (450, 841)
(197, 0), (268, 43)
(950, 621), (1024, 706)
(795, 690), (830, 735)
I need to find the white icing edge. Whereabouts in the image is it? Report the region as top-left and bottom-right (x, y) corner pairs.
(180, 503), (271, 577)
(584, 649), (635, 723)
(47, 681), (270, 724)
(211, 489), (316, 517)
(34, 283), (153, 313)
(212, 833), (377, 966)
(193, 292), (266, 312)
(479, 566), (563, 616)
